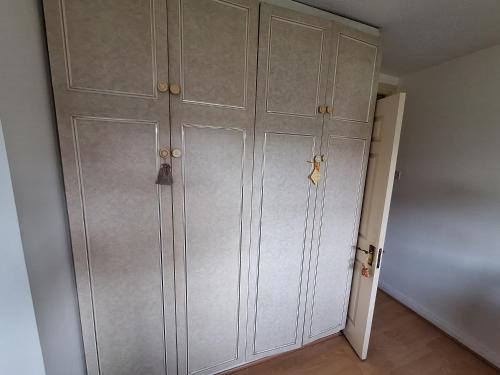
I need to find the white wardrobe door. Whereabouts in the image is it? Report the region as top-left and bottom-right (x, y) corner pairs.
(246, 3), (331, 361)
(42, 0), (175, 374)
(303, 24), (381, 344)
(167, 0), (259, 374)
(303, 136), (369, 341)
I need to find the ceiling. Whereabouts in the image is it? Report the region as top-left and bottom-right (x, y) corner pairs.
(298, 0), (500, 76)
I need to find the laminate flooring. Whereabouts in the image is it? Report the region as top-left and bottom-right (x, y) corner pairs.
(229, 291), (498, 375)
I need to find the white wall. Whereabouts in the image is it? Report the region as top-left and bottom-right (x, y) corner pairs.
(0, 121), (45, 375)
(380, 44), (500, 368)
(0, 1), (86, 374)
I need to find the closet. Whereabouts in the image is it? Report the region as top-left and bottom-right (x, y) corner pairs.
(42, 1), (380, 374)
(246, 6), (379, 364)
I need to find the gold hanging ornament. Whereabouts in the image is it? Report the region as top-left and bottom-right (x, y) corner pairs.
(308, 157), (322, 185)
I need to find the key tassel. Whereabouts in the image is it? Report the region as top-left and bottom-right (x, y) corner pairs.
(156, 163), (173, 185)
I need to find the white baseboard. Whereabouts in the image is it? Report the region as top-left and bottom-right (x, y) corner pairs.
(378, 281), (500, 369)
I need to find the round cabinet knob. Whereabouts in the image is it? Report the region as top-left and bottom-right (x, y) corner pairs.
(318, 105), (327, 114)
(157, 80), (169, 93)
(171, 148), (182, 158)
(169, 83), (181, 95)
(326, 105), (333, 114)
(159, 148), (170, 158)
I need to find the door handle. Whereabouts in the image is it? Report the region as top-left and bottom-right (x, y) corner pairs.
(355, 246), (371, 255)
(169, 83), (181, 95)
(171, 149), (182, 158)
(157, 80), (169, 93)
(355, 245), (376, 266)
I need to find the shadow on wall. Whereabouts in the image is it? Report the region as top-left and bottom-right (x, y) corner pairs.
(380, 45), (500, 366)
(382, 157), (500, 362)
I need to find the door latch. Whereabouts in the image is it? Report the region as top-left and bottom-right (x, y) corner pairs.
(376, 248), (383, 269)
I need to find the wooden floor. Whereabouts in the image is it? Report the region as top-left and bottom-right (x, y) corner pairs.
(230, 291), (498, 375)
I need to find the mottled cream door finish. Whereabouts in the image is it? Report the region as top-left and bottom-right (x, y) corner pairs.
(42, 1), (176, 374)
(246, 3), (331, 362)
(303, 24), (381, 343)
(166, 0), (258, 374)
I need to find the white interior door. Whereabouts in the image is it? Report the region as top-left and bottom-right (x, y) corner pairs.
(344, 92), (406, 359)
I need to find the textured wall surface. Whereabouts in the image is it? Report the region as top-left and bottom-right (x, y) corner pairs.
(0, 1), (86, 374)
(381, 44), (500, 368)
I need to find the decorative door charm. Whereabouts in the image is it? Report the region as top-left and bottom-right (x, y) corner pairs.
(156, 148), (173, 185)
(357, 245), (375, 278)
(308, 155), (324, 185)
(361, 264), (371, 278)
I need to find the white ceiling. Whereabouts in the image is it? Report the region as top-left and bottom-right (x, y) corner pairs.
(298, 0), (500, 76)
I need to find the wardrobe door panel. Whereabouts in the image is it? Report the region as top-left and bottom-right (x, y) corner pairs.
(61, 0), (157, 97)
(182, 124), (246, 373)
(266, 16), (325, 117)
(74, 118), (166, 375)
(253, 133), (317, 354)
(43, 0), (176, 374)
(304, 26), (381, 344)
(247, 3), (331, 361)
(304, 137), (368, 341)
(329, 33), (378, 124)
(181, 0), (249, 108)
(167, 0), (259, 373)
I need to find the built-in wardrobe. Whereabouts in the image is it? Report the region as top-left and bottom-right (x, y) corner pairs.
(43, 1), (380, 374)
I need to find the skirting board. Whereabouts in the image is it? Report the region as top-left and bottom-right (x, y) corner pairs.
(378, 281), (500, 369)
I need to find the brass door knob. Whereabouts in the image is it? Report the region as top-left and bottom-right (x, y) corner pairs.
(157, 80), (169, 93)
(169, 83), (181, 95)
(318, 105), (327, 114)
(159, 148), (170, 158)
